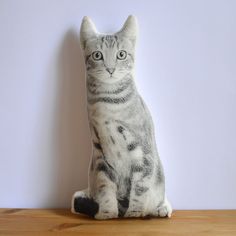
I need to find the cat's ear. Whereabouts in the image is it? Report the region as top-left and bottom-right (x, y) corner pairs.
(117, 15), (138, 44)
(80, 16), (97, 50)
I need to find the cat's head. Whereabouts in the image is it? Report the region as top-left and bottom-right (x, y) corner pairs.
(80, 15), (138, 83)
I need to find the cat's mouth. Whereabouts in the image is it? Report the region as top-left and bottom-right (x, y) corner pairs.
(108, 74), (116, 79)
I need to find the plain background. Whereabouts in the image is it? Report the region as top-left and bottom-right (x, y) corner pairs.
(0, 0), (236, 209)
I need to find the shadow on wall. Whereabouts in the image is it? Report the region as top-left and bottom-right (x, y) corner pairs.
(52, 29), (91, 208)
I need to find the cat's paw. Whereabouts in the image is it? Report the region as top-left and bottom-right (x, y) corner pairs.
(95, 210), (118, 220)
(124, 211), (143, 218)
(156, 199), (172, 218)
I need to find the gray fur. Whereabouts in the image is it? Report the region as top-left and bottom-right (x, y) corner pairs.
(72, 15), (172, 219)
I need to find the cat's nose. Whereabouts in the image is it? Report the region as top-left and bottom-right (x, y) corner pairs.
(106, 68), (115, 75)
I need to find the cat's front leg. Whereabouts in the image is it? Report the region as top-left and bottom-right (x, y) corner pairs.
(93, 161), (119, 220)
(124, 171), (151, 218)
(152, 197), (172, 218)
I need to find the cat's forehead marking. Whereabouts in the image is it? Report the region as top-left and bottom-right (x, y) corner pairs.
(101, 35), (118, 49)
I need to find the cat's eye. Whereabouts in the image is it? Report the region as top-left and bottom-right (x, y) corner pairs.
(117, 50), (127, 60)
(92, 51), (103, 61)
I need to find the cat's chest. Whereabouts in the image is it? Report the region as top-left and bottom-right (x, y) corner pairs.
(88, 97), (143, 123)
(97, 118), (144, 171)
(91, 109), (144, 157)
(88, 98), (149, 146)
(89, 101), (152, 173)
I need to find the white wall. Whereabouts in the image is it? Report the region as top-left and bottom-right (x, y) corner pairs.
(0, 0), (236, 209)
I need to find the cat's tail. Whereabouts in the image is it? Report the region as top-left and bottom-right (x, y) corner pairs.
(71, 190), (99, 218)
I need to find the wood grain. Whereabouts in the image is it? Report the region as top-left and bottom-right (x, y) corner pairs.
(0, 209), (235, 236)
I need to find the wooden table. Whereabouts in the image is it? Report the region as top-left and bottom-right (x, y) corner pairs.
(0, 209), (235, 235)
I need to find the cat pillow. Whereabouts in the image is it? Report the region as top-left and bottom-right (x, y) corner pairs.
(72, 15), (172, 219)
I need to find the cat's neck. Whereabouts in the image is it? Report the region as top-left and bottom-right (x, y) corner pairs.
(86, 73), (138, 107)
(87, 73), (136, 94)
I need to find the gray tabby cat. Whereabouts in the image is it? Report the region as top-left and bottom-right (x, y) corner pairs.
(72, 15), (172, 219)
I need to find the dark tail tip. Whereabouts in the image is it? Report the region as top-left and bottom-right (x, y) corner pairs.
(74, 197), (99, 218)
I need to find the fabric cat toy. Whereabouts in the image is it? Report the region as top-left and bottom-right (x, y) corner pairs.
(72, 15), (172, 219)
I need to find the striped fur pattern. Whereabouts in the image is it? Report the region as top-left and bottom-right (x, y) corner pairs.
(72, 16), (172, 219)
